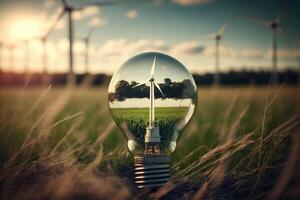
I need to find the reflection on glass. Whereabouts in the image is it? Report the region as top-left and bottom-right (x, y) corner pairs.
(108, 52), (197, 156)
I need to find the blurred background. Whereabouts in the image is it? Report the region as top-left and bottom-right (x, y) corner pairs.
(0, 1), (300, 199)
(0, 0), (299, 86)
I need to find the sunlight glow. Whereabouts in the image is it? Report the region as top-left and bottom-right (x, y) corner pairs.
(9, 19), (42, 40)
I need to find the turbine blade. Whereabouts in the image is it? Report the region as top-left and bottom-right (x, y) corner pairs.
(218, 22), (227, 35)
(45, 8), (65, 37)
(248, 17), (271, 28)
(275, 1), (288, 22)
(150, 55), (157, 78)
(154, 81), (164, 97)
(207, 33), (217, 39)
(87, 28), (94, 38)
(132, 80), (148, 88)
(73, 0), (127, 11)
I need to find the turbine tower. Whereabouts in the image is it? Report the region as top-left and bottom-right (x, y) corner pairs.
(0, 42), (3, 71)
(33, 36), (54, 85)
(132, 55), (164, 153)
(207, 22), (228, 86)
(78, 28), (94, 74)
(8, 44), (16, 72)
(36, 36), (49, 85)
(22, 40), (30, 74)
(250, 8), (286, 85)
(41, 36), (48, 84)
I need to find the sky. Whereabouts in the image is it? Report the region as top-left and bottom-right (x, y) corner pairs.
(0, 0), (299, 74)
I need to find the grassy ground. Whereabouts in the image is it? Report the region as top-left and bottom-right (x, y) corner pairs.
(0, 85), (299, 199)
(111, 107), (188, 153)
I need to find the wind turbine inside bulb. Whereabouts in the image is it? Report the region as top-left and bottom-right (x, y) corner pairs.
(132, 55), (164, 154)
(108, 52), (197, 188)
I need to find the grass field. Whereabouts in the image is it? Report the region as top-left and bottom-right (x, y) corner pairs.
(111, 107), (188, 120)
(0, 86), (299, 199)
(111, 107), (189, 153)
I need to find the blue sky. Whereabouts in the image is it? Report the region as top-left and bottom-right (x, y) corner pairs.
(0, 0), (299, 74)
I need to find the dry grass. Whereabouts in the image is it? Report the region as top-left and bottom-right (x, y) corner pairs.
(0, 85), (299, 199)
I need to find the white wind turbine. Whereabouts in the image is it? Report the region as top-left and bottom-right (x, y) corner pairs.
(0, 42), (3, 70)
(132, 55), (164, 143)
(8, 44), (16, 72)
(21, 40), (30, 75)
(250, 10), (286, 85)
(206, 22), (230, 86)
(78, 28), (94, 74)
(48, 0), (122, 87)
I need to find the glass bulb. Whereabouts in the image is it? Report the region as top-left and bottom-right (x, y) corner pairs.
(108, 52), (197, 188)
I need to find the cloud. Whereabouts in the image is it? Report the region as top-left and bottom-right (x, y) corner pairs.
(235, 49), (265, 59)
(93, 38), (169, 72)
(98, 38), (169, 58)
(88, 17), (107, 27)
(202, 44), (232, 57)
(73, 12), (83, 20)
(171, 0), (214, 6)
(83, 6), (100, 17)
(126, 10), (138, 19)
(153, 0), (164, 6)
(267, 49), (300, 59)
(73, 6), (100, 21)
(4, 33), (300, 74)
(44, 0), (56, 8)
(229, 49), (300, 59)
(171, 41), (205, 56)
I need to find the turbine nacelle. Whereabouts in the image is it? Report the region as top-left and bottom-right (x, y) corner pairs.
(271, 21), (280, 29)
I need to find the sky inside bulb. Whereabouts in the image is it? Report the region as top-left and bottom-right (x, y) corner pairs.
(108, 52), (197, 155)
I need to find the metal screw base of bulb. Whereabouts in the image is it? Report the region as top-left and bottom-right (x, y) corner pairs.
(134, 155), (170, 189)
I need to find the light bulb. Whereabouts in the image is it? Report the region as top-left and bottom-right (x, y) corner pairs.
(108, 52), (197, 188)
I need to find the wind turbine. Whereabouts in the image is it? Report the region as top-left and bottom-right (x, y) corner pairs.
(0, 42), (3, 71)
(250, 8), (286, 85)
(29, 7), (71, 86)
(49, 0), (121, 87)
(33, 32), (56, 85)
(132, 55), (164, 148)
(8, 44), (16, 72)
(21, 40), (30, 74)
(78, 28), (94, 74)
(298, 56), (300, 86)
(35, 36), (50, 85)
(206, 22), (229, 86)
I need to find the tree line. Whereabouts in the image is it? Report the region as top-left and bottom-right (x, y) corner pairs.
(0, 69), (299, 87)
(108, 78), (195, 102)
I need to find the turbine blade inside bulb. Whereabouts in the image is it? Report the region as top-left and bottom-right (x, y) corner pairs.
(150, 55), (157, 78)
(132, 80), (148, 88)
(154, 81), (164, 97)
